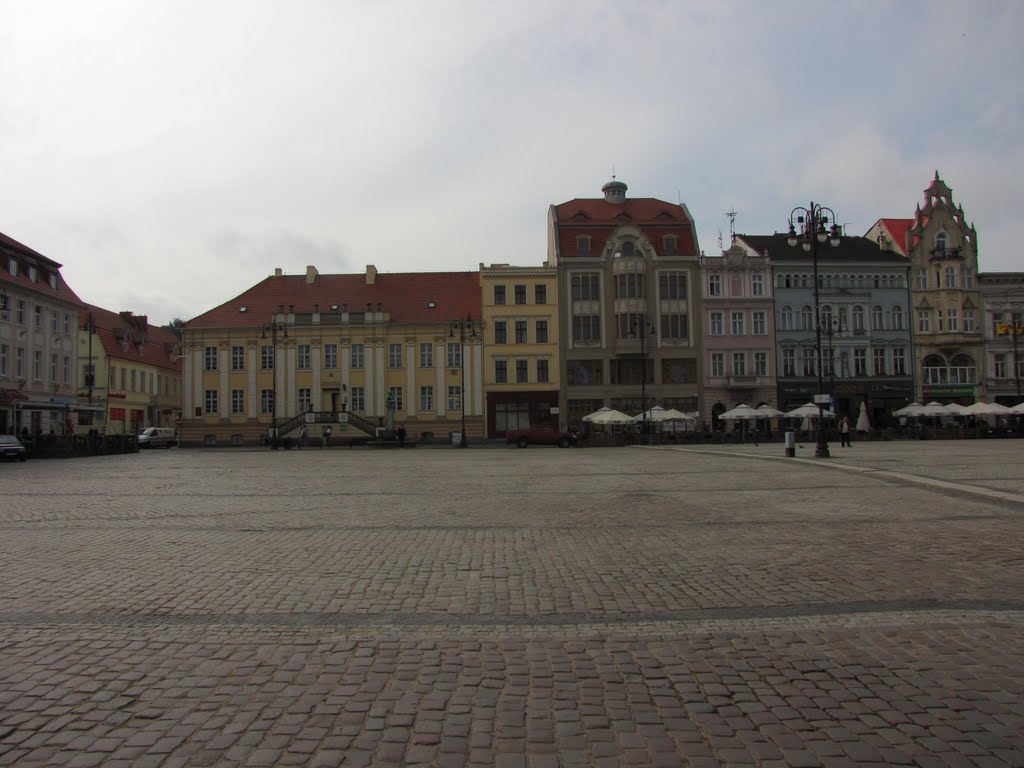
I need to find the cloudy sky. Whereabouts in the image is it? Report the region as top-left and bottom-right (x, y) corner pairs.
(2, 1), (1021, 325)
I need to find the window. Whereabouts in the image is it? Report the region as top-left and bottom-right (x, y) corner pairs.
(515, 321), (527, 344)
(16, 347), (25, 378)
(576, 236), (591, 258)
(616, 274), (645, 298)
(494, 285), (506, 305)
(419, 343), (433, 368)
(535, 285), (547, 305)
(324, 344), (338, 369)
(852, 306), (865, 331)
(448, 385), (462, 411)
(204, 390), (217, 414)
(802, 348), (816, 377)
(260, 345), (273, 369)
(945, 266), (956, 289)
(16, 300), (25, 325)
(205, 346), (218, 371)
(854, 349), (867, 376)
(50, 353), (58, 384)
(297, 345), (311, 369)
(535, 320), (548, 344)
(0, 344), (7, 376)
(350, 386), (365, 411)
(708, 274), (722, 296)
(388, 343), (402, 368)
(494, 321), (507, 344)
(617, 313), (649, 340)
(730, 312), (745, 336)
(120, 368), (126, 390)
(751, 272), (764, 296)
(130, 370), (136, 391)
(947, 309), (958, 332)
(871, 306), (883, 330)
(754, 352), (768, 376)
(536, 359), (549, 383)
(963, 310), (975, 332)
(388, 386), (403, 411)
(780, 306), (794, 331)
(800, 306), (813, 331)
(516, 359), (528, 383)
(572, 315), (600, 342)
(351, 344), (364, 369)
(420, 385), (434, 411)
(711, 352), (725, 377)
(660, 314), (687, 339)
(732, 352), (746, 376)
(34, 305), (42, 328)
(893, 348), (906, 375)
(962, 268), (974, 289)
(892, 305), (904, 330)
(63, 314), (70, 334)
(261, 389), (275, 413)
(916, 269), (927, 290)
(873, 348), (887, 376)
(918, 310), (931, 333)
(34, 351), (43, 381)
(447, 342), (461, 368)
(298, 388), (312, 412)
(231, 389), (245, 414)
(495, 360), (508, 383)
(752, 311), (767, 335)
(659, 272), (687, 299)
(231, 346), (245, 371)
(709, 312), (724, 336)
(50, 311), (58, 332)
(663, 235), (678, 256)
(514, 285), (527, 305)
(567, 360), (603, 385)
(571, 273), (599, 300)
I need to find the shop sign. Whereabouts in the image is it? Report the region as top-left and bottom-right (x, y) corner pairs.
(923, 385), (976, 397)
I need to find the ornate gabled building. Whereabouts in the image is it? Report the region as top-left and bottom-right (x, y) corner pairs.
(699, 242), (777, 422)
(866, 173), (984, 404)
(547, 178), (704, 429)
(78, 305), (182, 434)
(978, 271), (1024, 406)
(181, 265), (482, 447)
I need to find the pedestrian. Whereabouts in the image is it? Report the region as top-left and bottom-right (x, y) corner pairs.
(840, 415), (852, 447)
(298, 425), (308, 449)
(396, 425), (406, 448)
(322, 425), (332, 448)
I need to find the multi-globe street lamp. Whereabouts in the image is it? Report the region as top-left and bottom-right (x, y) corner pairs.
(632, 317), (656, 443)
(787, 202), (842, 458)
(449, 315), (476, 448)
(261, 318), (288, 447)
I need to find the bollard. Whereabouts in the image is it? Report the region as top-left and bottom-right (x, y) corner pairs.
(784, 431), (795, 458)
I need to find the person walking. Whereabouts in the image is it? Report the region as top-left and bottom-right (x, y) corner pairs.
(840, 415), (852, 447)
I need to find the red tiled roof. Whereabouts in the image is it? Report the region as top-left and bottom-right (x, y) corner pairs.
(551, 197), (698, 258)
(82, 304), (182, 372)
(186, 270), (482, 329)
(0, 230), (84, 307)
(878, 218), (914, 253)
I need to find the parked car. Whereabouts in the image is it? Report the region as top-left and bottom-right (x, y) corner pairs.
(138, 427), (177, 448)
(0, 434), (28, 461)
(506, 425), (578, 448)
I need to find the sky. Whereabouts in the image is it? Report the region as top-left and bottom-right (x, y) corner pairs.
(2, 1), (1022, 326)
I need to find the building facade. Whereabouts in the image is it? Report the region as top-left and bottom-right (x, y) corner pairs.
(736, 233), (914, 425)
(480, 263), (560, 436)
(547, 179), (704, 429)
(699, 242), (777, 422)
(979, 272), (1024, 406)
(0, 231), (90, 435)
(78, 306), (183, 434)
(866, 173), (985, 404)
(181, 265), (483, 447)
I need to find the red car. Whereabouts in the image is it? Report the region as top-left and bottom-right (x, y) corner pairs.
(506, 425), (578, 448)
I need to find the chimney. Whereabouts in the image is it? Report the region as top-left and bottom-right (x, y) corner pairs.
(306, 265), (318, 284)
(366, 264), (377, 285)
(275, 268), (283, 277)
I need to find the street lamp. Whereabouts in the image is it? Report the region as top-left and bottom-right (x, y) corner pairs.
(788, 202), (842, 458)
(449, 315), (476, 448)
(260, 319), (288, 447)
(631, 316), (656, 443)
(81, 313), (97, 404)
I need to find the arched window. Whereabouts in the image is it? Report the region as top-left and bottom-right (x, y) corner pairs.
(838, 306), (849, 329)
(949, 353), (977, 384)
(871, 305), (884, 330)
(820, 304), (833, 331)
(800, 305), (813, 331)
(780, 305), (794, 331)
(935, 232), (948, 255)
(852, 305), (865, 331)
(892, 305), (904, 330)
(923, 353), (947, 385)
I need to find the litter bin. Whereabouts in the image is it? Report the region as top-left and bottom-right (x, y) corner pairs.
(784, 431), (795, 458)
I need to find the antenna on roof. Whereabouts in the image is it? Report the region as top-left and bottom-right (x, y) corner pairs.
(725, 206), (738, 242)
(717, 230), (724, 251)
(611, 164), (616, 180)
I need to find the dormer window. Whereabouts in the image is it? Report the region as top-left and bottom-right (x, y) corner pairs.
(7, 258), (17, 277)
(663, 236), (678, 256)
(576, 236), (591, 258)
(48, 274), (58, 290)
(28, 266), (37, 282)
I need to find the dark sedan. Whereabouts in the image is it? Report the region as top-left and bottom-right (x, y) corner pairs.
(0, 434), (28, 462)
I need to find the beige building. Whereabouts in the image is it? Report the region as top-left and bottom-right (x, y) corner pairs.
(479, 263), (560, 435)
(547, 178), (704, 429)
(979, 272), (1024, 406)
(181, 266), (483, 447)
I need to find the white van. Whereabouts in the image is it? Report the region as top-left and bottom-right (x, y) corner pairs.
(138, 427), (176, 448)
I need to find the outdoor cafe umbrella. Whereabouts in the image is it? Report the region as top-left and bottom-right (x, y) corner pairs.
(893, 402), (923, 417)
(1012, 402), (1024, 414)
(586, 408), (635, 425)
(943, 402), (971, 417)
(964, 401), (1013, 416)
(784, 402), (836, 419)
(633, 405), (668, 422)
(659, 408), (695, 422)
(755, 405), (785, 418)
(717, 404), (760, 421)
(918, 401), (952, 417)
(582, 407), (611, 422)
(855, 401), (871, 432)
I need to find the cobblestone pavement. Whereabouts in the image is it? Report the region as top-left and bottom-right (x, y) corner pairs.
(1, 442), (1022, 767)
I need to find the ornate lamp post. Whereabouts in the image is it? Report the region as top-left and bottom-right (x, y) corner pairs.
(632, 317), (656, 443)
(449, 315), (476, 448)
(787, 202), (842, 458)
(260, 319), (288, 447)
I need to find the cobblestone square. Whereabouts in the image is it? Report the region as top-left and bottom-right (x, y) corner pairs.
(1, 442), (1022, 766)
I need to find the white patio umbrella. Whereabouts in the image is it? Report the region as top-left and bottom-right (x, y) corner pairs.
(633, 405), (667, 422)
(855, 401), (871, 432)
(963, 401), (1009, 416)
(718, 404), (760, 420)
(755, 405), (785, 418)
(918, 401), (952, 417)
(660, 408), (695, 422)
(587, 408), (635, 425)
(785, 402), (836, 419)
(893, 402), (923, 417)
(1012, 402), (1024, 414)
(582, 407), (611, 423)
(943, 402), (971, 417)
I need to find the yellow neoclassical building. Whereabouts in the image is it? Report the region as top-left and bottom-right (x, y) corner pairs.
(180, 266), (484, 447)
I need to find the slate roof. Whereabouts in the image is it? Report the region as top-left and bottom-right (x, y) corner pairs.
(186, 270), (482, 329)
(736, 233), (911, 265)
